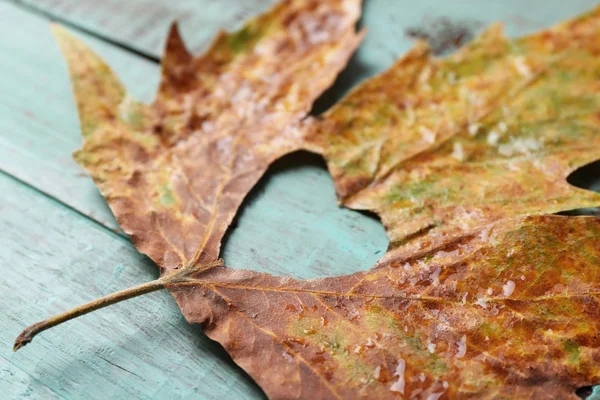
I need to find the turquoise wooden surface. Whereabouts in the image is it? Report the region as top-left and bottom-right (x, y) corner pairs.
(0, 2), (158, 232)
(0, 171), (267, 399)
(0, 171), (264, 399)
(2, 0), (600, 398)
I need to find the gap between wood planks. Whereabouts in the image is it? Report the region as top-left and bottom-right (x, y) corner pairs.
(10, 0), (160, 62)
(0, 168), (130, 244)
(4, 0), (158, 243)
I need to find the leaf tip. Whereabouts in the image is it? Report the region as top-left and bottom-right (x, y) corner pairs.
(164, 21), (192, 63)
(49, 22), (63, 33)
(158, 21), (194, 98)
(13, 329), (33, 352)
(49, 22), (72, 44)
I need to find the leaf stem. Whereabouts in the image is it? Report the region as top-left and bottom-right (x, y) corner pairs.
(13, 259), (223, 351)
(13, 279), (164, 351)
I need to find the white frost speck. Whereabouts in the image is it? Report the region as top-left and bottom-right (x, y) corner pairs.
(503, 280), (516, 297)
(487, 130), (500, 146)
(513, 56), (532, 77)
(456, 334), (467, 358)
(419, 126), (436, 143)
(461, 292), (468, 304)
(487, 287), (493, 296)
(507, 162), (520, 172)
(306, 29), (330, 45)
(427, 342), (436, 354)
(476, 297), (488, 309)
(282, 352), (294, 363)
(374, 365), (381, 379)
(451, 142), (465, 161)
(118, 96), (138, 124)
(443, 381), (449, 389)
(521, 275), (526, 281)
(419, 66), (432, 83)
(479, 227), (490, 242)
(434, 249), (459, 259)
(468, 123), (480, 136)
(498, 137), (543, 157)
(427, 392), (444, 400)
(389, 359), (406, 394)
(430, 266), (441, 286)
(498, 121), (508, 133)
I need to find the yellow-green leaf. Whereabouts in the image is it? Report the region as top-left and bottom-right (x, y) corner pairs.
(308, 8), (600, 251)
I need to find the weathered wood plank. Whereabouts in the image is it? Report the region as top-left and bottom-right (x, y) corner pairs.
(0, 2), (158, 231)
(16, 0), (276, 57)
(0, 171), (264, 399)
(15, 0), (600, 78)
(2, 0), (600, 398)
(0, 356), (63, 399)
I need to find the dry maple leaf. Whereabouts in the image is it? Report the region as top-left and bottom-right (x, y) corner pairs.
(171, 215), (600, 399)
(306, 11), (600, 254)
(14, 2), (600, 399)
(57, 0), (363, 270)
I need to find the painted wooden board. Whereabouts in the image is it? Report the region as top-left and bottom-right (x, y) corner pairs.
(2, 0), (600, 399)
(0, 2), (158, 231)
(15, 0), (277, 58)
(0, 171), (265, 399)
(14, 0), (600, 85)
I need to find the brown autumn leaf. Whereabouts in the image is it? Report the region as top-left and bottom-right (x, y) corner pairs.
(306, 12), (600, 254)
(14, 2), (600, 399)
(171, 214), (600, 399)
(53, 0), (363, 270)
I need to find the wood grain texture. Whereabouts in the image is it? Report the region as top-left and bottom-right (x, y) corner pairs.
(2, 0), (600, 398)
(0, 2), (158, 231)
(14, 0), (600, 89)
(16, 0), (277, 57)
(0, 171), (265, 399)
